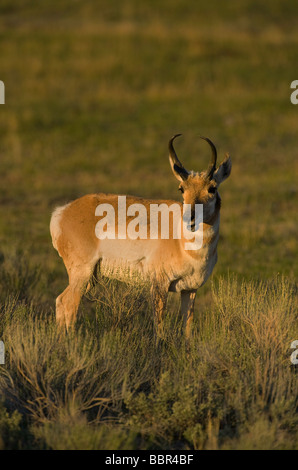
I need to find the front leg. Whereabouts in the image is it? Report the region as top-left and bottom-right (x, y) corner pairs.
(181, 289), (197, 338)
(150, 281), (168, 338)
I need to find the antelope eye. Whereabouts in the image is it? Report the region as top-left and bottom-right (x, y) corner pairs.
(179, 186), (184, 193)
(208, 186), (217, 194)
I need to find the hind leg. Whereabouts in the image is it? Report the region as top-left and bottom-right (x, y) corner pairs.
(56, 286), (70, 328)
(56, 265), (94, 331)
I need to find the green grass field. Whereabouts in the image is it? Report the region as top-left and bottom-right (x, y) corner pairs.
(0, 0), (297, 450)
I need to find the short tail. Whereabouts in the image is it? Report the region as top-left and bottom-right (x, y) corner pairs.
(50, 204), (69, 254)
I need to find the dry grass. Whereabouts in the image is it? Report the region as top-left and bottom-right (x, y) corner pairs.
(0, 272), (297, 449)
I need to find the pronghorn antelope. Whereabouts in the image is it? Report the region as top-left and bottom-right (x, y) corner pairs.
(50, 135), (231, 336)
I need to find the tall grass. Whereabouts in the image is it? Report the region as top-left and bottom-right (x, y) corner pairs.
(0, 263), (296, 449)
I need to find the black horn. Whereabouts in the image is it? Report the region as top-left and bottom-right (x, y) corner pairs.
(168, 134), (189, 181)
(200, 136), (217, 180)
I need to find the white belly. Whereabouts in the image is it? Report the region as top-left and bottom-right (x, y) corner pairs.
(98, 239), (156, 284)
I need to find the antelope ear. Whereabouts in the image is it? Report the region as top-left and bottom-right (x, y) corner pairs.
(213, 154), (232, 185)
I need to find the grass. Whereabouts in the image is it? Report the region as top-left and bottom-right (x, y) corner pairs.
(0, 0), (297, 449)
(0, 270), (297, 450)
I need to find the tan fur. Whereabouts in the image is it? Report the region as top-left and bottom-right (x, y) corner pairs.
(50, 138), (231, 336)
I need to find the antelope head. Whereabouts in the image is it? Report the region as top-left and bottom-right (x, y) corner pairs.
(169, 134), (232, 228)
